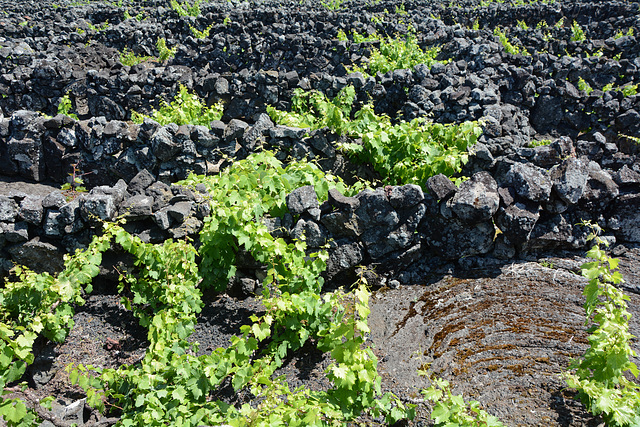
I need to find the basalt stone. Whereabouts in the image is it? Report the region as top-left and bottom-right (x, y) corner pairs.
(286, 185), (320, 218)
(327, 188), (359, 211)
(243, 113), (273, 151)
(0, 196), (18, 222)
(448, 171), (499, 223)
(122, 194), (154, 218)
(2, 221), (29, 243)
(154, 207), (172, 230)
(151, 124), (180, 162)
(530, 95), (563, 131)
(495, 202), (540, 247)
(550, 157), (589, 205)
(355, 188), (399, 232)
(7, 237), (64, 274)
(426, 174), (457, 201)
(19, 196), (43, 225)
(608, 194), (640, 242)
(325, 240), (364, 281)
(613, 165), (640, 187)
(146, 181), (173, 211)
(166, 201), (194, 223)
(42, 192), (67, 209)
(420, 216), (495, 260)
(168, 216), (202, 239)
(501, 162), (552, 202)
(7, 138), (44, 181)
(581, 162), (619, 209)
(80, 194), (117, 222)
(128, 169), (156, 195)
(388, 184), (424, 210)
(525, 214), (585, 251)
(290, 218), (328, 248)
(223, 119), (249, 142)
(91, 180), (127, 205)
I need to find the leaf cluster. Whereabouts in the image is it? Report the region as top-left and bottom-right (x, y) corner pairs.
(131, 84), (223, 126)
(268, 86), (482, 188)
(493, 27), (529, 56)
(156, 37), (177, 61)
(562, 222), (640, 427)
(170, 0), (201, 17)
(348, 28), (443, 77)
(57, 91), (78, 120)
(0, 231), (111, 425)
(421, 376), (504, 426)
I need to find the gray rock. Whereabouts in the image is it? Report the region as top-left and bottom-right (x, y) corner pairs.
(0, 196), (18, 221)
(426, 174), (457, 201)
(42, 191), (67, 209)
(388, 184), (424, 209)
(191, 125), (219, 148)
(91, 180), (127, 205)
(613, 165), (640, 187)
(327, 188), (359, 211)
(146, 181), (173, 211)
(306, 130), (336, 158)
(525, 214), (583, 251)
(421, 217), (495, 259)
(449, 172), (499, 223)
(223, 119), (249, 142)
(43, 210), (64, 237)
(582, 162), (619, 209)
(290, 219), (328, 248)
(80, 194), (117, 222)
(609, 194), (640, 242)
(122, 195), (154, 218)
(325, 240), (364, 280)
(154, 207), (172, 230)
(362, 204), (425, 259)
(243, 113), (273, 150)
(128, 169), (156, 195)
(321, 211), (362, 238)
(168, 216), (202, 239)
(2, 222), (28, 243)
(495, 202), (540, 247)
(7, 138), (44, 181)
(7, 238), (64, 273)
(286, 186), (320, 218)
(167, 201), (194, 223)
(151, 125), (180, 162)
(19, 196), (43, 225)
(355, 189), (399, 231)
(269, 125), (309, 139)
(530, 95), (563, 131)
(550, 158), (589, 204)
(502, 162), (552, 202)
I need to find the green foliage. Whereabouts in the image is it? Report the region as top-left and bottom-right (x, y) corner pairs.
(577, 77), (593, 95)
(517, 20), (529, 30)
(571, 20), (585, 42)
(395, 3), (407, 15)
(61, 153), (412, 426)
(349, 28), (443, 77)
(615, 28), (634, 39)
(170, 0), (201, 17)
(57, 91), (78, 120)
(189, 23), (213, 39)
(0, 230), (111, 426)
(620, 83), (638, 97)
(86, 20), (109, 32)
(120, 48), (154, 66)
(156, 37), (177, 61)
(562, 221), (640, 427)
(421, 374), (504, 426)
(493, 27), (528, 55)
(321, 0), (343, 10)
(131, 84), (223, 126)
(268, 87), (482, 188)
(528, 139), (552, 148)
(555, 17), (565, 28)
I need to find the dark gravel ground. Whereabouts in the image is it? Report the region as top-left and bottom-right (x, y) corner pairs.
(26, 245), (640, 426)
